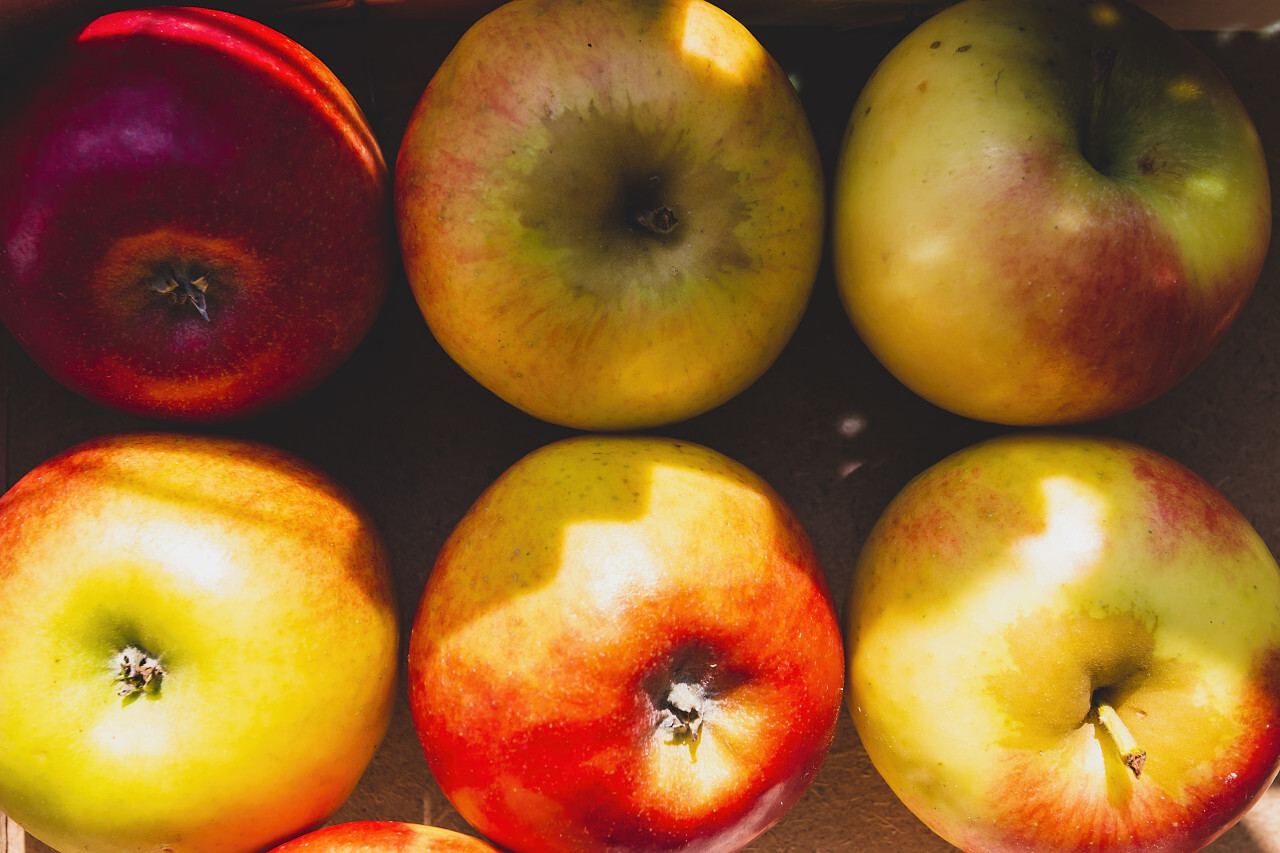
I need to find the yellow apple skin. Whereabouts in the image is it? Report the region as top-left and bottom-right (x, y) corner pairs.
(832, 0), (1270, 425)
(395, 0), (824, 431)
(408, 435), (845, 852)
(0, 433), (399, 853)
(846, 432), (1280, 853)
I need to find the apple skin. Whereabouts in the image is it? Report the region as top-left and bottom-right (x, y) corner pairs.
(831, 0), (1271, 426)
(394, 0), (824, 431)
(407, 434), (845, 852)
(268, 822), (502, 853)
(845, 432), (1280, 853)
(0, 432), (399, 853)
(0, 6), (392, 421)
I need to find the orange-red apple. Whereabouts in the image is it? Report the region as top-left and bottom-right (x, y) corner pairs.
(407, 434), (844, 852)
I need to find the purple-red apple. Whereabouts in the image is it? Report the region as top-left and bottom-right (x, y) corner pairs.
(831, 0), (1271, 425)
(407, 434), (845, 852)
(394, 0), (824, 430)
(846, 432), (1280, 852)
(0, 432), (399, 853)
(0, 6), (392, 421)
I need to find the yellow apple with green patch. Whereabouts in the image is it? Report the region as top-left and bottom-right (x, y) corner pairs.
(394, 0), (824, 430)
(846, 432), (1280, 852)
(832, 0), (1270, 425)
(0, 433), (399, 853)
(408, 434), (845, 852)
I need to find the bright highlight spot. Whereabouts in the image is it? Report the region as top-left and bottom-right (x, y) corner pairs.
(1088, 2), (1122, 27)
(1014, 476), (1105, 587)
(1167, 76), (1204, 100)
(680, 1), (757, 82)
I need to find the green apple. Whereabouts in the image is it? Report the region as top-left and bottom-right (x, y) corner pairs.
(0, 433), (399, 853)
(407, 434), (845, 852)
(832, 0), (1270, 425)
(394, 0), (824, 430)
(846, 432), (1280, 852)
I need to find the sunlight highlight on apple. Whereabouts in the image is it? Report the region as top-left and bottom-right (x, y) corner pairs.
(679, 1), (757, 83)
(1014, 476), (1105, 588)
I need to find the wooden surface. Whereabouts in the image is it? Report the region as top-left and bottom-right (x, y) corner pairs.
(3, 5), (1280, 853)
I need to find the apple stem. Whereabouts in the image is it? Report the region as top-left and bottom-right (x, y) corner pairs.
(658, 681), (704, 761)
(1096, 702), (1146, 778)
(150, 270), (212, 321)
(1085, 46), (1118, 173)
(114, 645), (166, 698)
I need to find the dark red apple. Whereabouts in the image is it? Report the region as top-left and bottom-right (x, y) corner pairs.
(0, 6), (392, 421)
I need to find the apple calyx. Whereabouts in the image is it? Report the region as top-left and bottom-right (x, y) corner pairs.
(1095, 701), (1146, 778)
(149, 267), (213, 321)
(114, 645), (166, 698)
(628, 174), (680, 238)
(658, 680), (706, 761)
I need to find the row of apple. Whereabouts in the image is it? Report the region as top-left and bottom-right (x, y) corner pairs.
(0, 1), (1276, 853)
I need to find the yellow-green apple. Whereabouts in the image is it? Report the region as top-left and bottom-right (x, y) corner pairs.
(0, 7), (392, 421)
(846, 432), (1280, 852)
(394, 0), (824, 431)
(269, 822), (501, 853)
(0, 432), (399, 853)
(831, 0), (1270, 426)
(407, 434), (844, 852)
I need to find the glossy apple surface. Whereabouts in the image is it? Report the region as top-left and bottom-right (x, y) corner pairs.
(408, 434), (845, 852)
(832, 0), (1270, 425)
(846, 432), (1280, 852)
(395, 0), (824, 430)
(0, 432), (399, 853)
(269, 822), (500, 853)
(0, 7), (392, 421)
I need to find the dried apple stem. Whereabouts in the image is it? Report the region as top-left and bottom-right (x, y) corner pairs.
(658, 681), (704, 761)
(1086, 46), (1118, 173)
(1096, 702), (1146, 778)
(114, 645), (166, 697)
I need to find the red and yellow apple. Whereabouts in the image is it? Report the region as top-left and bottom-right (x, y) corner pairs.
(0, 432), (399, 853)
(0, 7), (392, 421)
(269, 822), (501, 853)
(831, 0), (1270, 425)
(846, 432), (1280, 852)
(394, 0), (824, 430)
(407, 434), (845, 852)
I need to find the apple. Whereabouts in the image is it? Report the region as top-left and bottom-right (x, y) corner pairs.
(845, 432), (1280, 852)
(407, 434), (845, 852)
(394, 0), (824, 431)
(0, 6), (393, 422)
(831, 0), (1271, 426)
(269, 822), (501, 853)
(0, 432), (399, 853)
